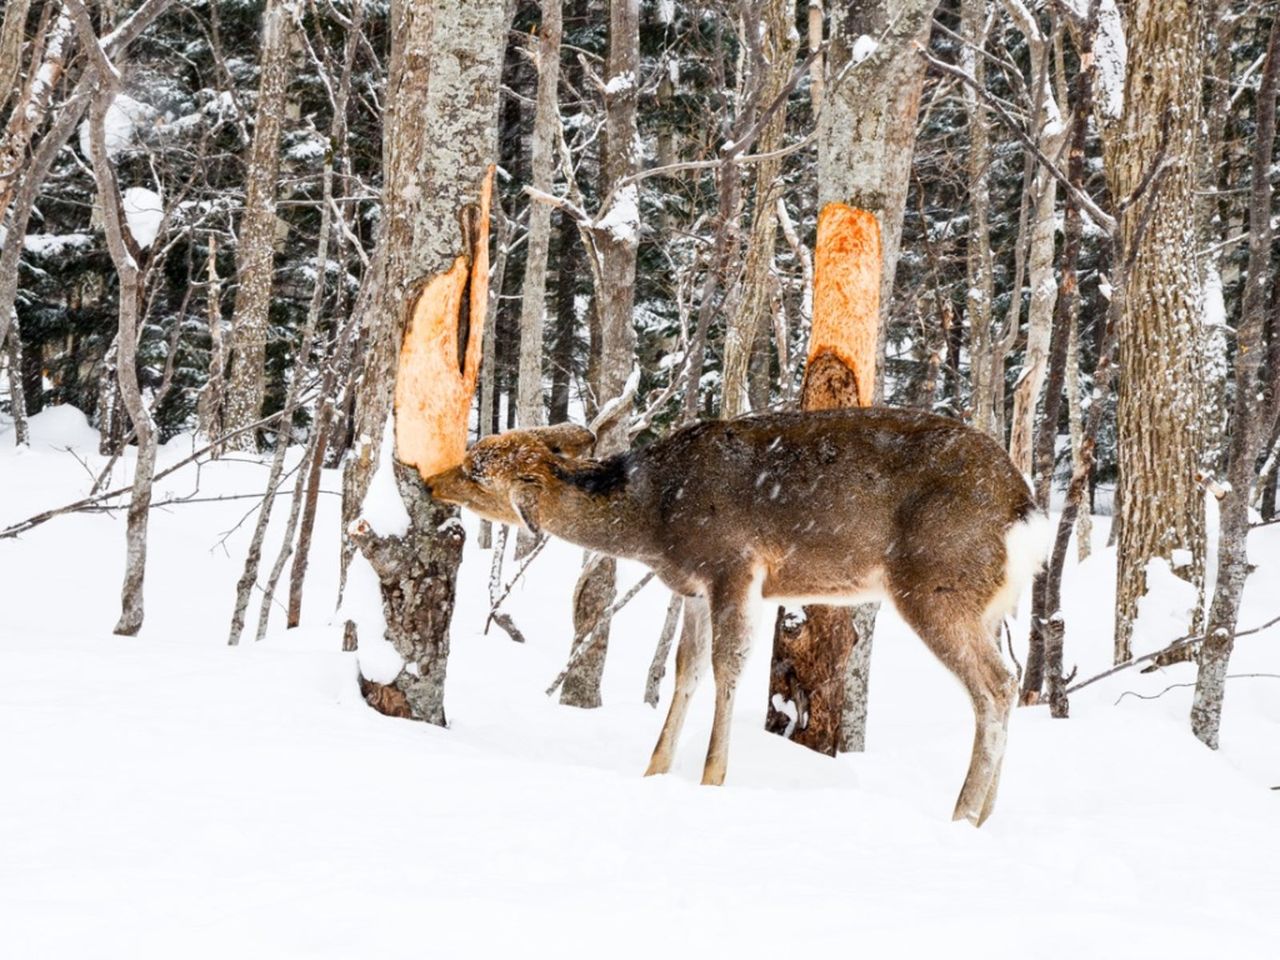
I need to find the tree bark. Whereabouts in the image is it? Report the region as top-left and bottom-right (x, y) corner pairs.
(817, 0), (938, 751)
(722, 0), (794, 419)
(1005, 2), (1069, 475)
(766, 205), (880, 755)
(516, 1), (562, 430)
(341, 0), (509, 725)
(1190, 13), (1279, 749)
(73, 1), (157, 637)
(560, 0), (640, 709)
(1105, 0), (1207, 664)
(960, 0), (997, 437)
(223, 0), (300, 452)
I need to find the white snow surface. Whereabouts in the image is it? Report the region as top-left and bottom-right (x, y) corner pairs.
(2, 407), (1279, 959)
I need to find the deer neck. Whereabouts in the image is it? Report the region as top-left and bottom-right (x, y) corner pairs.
(540, 454), (655, 561)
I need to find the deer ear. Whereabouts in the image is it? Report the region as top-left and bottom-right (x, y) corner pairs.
(509, 483), (541, 537)
(528, 423), (596, 458)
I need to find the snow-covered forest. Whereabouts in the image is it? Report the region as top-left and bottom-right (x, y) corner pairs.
(2, 0), (1279, 955)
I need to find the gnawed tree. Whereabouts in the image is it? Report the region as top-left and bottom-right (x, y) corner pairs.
(342, 0), (508, 725)
(814, 0), (939, 751)
(765, 204), (879, 754)
(1104, 0), (1207, 664)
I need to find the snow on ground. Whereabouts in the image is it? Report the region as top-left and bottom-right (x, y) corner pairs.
(2, 408), (1278, 959)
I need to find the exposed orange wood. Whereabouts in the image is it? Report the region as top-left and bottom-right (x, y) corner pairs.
(804, 203), (881, 409)
(394, 166), (493, 479)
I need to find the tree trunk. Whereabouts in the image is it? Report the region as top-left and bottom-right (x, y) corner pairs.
(516, 1), (561, 430)
(766, 205), (880, 755)
(960, 0), (996, 437)
(1105, 0), (1207, 664)
(1190, 13), (1278, 749)
(722, 0), (794, 419)
(816, 0), (938, 751)
(560, 0), (639, 709)
(222, 0), (299, 452)
(74, 6), (158, 637)
(341, 0), (509, 725)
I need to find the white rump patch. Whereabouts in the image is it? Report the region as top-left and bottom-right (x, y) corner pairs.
(985, 512), (1052, 625)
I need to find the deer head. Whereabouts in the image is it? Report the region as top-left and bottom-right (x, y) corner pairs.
(425, 423), (596, 535)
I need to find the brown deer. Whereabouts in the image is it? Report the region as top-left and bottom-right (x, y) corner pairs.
(425, 408), (1050, 826)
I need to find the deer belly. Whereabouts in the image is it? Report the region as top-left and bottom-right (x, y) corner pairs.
(760, 565), (888, 607)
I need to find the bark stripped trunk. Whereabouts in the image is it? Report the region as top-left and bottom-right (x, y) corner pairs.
(1106, 0), (1207, 664)
(817, 0), (938, 752)
(559, 0), (639, 709)
(1190, 14), (1279, 749)
(341, 0), (508, 725)
(222, 0), (300, 452)
(765, 205), (880, 755)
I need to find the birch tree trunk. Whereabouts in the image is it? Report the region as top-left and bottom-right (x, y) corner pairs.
(559, 0), (639, 709)
(222, 0), (300, 452)
(72, 1), (158, 637)
(1190, 13), (1279, 749)
(341, 0), (509, 725)
(817, 0), (939, 752)
(1105, 0), (1207, 664)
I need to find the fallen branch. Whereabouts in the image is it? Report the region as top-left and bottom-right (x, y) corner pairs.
(1062, 612), (1280, 697)
(0, 401), (314, 540)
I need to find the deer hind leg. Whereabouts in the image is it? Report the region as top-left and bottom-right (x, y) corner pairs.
(701, 577), (757, 787)
(645, 597), (710, 776)
(897, 600), (1015, 827)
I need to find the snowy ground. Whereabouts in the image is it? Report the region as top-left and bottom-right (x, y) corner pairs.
(2, 407), (1278, 959)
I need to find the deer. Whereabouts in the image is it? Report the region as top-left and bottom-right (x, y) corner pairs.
(425, 407), (1051, 826)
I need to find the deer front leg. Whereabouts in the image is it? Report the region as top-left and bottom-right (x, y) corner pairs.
(645, 597), (710, 776)
(701, 577), (756, 787)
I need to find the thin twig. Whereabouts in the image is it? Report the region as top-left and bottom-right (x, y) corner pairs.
(545, 571), (656, 697)
(1114, 674), (1280, 706)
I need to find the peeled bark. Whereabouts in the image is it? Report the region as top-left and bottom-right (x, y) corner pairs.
(1106, 0), (1207, 664)
(765, 205), (880, 755)
(223, 0), (300, 452)
(341, 0), (509, 725)
(816, 0), (938, 751)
